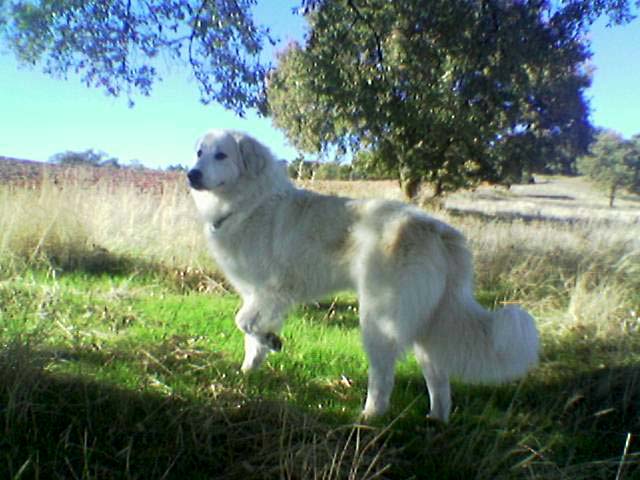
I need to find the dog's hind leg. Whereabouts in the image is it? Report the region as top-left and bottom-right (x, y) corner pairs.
(414, 342), (451, 422)
(360, 318), (400, 419)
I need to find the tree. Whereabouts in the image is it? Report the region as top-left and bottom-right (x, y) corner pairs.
(631, 134), (640, 192)
(315, 161), (352, 180)
(50, 149), (117, 167)
(166, 164), (188, 172)
(1, 0), (637, 151)
(288, 157), (317, 179)
(267, 1), (602, 198)
(577, 130), (640, 207)
(1, 0), (272, 114)
(2, 0), (637, 116)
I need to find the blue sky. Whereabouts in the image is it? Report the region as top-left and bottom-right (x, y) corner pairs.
(0, 3), (638, 169)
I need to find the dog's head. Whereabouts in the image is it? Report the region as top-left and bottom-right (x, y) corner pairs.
(187, 130), (268, 192)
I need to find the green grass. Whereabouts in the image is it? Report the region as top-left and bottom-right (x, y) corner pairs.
(0, 273), (372, 479)
(1, 176), (639, 478)
(2, 269), (639, 479)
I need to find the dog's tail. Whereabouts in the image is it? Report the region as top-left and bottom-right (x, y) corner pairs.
(427, 300), (539, 384)
(428, 298), (539, 383)
(423, 229), (539, 384)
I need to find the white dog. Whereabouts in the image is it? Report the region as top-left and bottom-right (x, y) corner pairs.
(188, 129), (539, 422)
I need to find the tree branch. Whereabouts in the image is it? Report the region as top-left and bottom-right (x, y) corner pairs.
(346, 0), (384, 67)
(188, 0), (207, 71)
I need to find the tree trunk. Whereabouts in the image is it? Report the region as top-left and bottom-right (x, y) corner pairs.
(401, 176), (421, 200)
(609, 184), (617, 208)
(433, 179), (444, 198)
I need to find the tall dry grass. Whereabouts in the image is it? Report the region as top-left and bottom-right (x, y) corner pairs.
(452, 213), (639, 338)
(0, 173), (210, 277)
(441, 175), (639, 341)
(1, 173), (638, 337)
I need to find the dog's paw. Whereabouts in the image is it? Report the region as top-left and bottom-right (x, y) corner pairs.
(426, 413), (448, 425)
(263, 332), (283, 352)
(241, 350), (266, 372)
(240, 360), (257, 373)
(360, 405), (383, 422)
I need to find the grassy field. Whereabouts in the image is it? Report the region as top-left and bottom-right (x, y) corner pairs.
(1, 167), (639, 479)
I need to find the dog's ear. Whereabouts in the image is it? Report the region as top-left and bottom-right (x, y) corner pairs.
(235, 133), (269, 177)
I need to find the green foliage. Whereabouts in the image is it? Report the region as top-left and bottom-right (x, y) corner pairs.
(50, 149), (119, 167)
(351, 149), (395, 180)
(268, 0), (599, 197)
(2, 0), (638, 119)
(287, 157), (316, 179)
(314, 161), (353, 180)
(578, 130), (640, 206)
(287, 158), (357, 180)
(166, 163), (187, 172)
(1, 0), (271, 113)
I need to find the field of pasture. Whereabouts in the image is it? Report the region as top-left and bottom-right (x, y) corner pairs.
(1, 162), (639, 479)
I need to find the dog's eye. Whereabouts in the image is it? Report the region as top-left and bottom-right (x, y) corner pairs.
(197, 149), (203, 158)
(214, 152), (227, 161)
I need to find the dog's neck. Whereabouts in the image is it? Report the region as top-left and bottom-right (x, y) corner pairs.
(207, 188), (296, 236)
(193, 166), (295, 235)
(210, 211), (234, 232)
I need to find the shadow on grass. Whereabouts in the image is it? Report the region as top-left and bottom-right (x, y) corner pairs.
(12, 243), (227, 293)
(0, 342), (390, 480)
(387, 332), (640, 479)
(296, 298), (360, 330)
(3, 326), (639, 479)
(446, 206), (578, 225)
(446, 206), (633, 226)
(531, 334), (640, 435)
(517, 194), (576, 201)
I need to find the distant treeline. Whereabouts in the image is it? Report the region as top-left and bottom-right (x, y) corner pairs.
(49, 149), (187, 173)
(287, 158), (390, 181)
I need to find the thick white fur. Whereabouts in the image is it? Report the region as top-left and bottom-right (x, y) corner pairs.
(189, 129), (539, 422)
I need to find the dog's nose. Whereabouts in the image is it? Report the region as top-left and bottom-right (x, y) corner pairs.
(187, 169), (203, 188)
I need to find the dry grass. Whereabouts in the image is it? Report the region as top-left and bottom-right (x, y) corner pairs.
(440, 176), (640, 340)
(446, 175), (640, 224)
(1, 173), (638, 333)
(0, 174), (209, 277)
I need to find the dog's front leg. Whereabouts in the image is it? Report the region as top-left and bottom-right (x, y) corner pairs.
(235, 299), (285, 372)
(235, 301), (261, 335)
(241, 333), (271, 372)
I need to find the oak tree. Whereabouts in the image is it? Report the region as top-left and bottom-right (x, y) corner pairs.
(268, 0), (600, 197)
(578, 130), (640, 207)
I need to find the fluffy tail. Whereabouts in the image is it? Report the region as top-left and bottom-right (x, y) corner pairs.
(484, 304), (539, 382)
(412, 222), (539, 384)
(426, 301), (540, 384)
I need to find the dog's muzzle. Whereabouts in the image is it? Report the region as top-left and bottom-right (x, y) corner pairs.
(187, 169), (204, 190)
